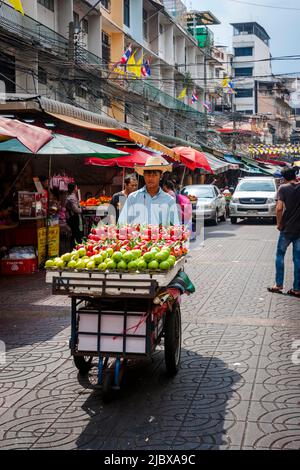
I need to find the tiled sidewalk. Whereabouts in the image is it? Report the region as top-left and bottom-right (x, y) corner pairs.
(0, 221), (300, 449)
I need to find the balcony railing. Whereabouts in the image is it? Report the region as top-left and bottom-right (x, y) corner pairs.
(0, 1), (106, 69)
(0, 1), (69, 56)
(127, 79), (205, 124)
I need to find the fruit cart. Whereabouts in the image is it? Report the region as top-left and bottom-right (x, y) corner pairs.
(46, 258), (185, 402)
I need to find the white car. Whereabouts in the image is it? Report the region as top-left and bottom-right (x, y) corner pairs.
(229, 177), (277, 224)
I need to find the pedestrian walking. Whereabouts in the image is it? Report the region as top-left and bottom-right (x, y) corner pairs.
(65, 183), (83, 249)
(268, 167), (300, 297)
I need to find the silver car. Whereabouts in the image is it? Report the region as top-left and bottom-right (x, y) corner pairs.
(229, 177), (277, 224)
(181, 184), (227, 225)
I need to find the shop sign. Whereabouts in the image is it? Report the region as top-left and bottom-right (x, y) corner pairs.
(38, 226), (60, 265)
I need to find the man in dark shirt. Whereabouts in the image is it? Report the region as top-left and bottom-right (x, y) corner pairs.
(109, 174), (138, 223)
(268, 167), (300, 297)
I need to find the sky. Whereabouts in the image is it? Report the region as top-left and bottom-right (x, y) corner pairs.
(188, 0), (300, 75)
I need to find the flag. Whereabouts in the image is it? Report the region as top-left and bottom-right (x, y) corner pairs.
(120, 44), (133, 65)
(133, 54), (143, 78)
(141, 58), (151, 77)
(177, 87), (187, 100)
(126, 51), (141, 78)
(8, 0), (24, 14)
(222, 76), (229, 88)
(228, 81), (235, 89)
(191, 90), (198, 104)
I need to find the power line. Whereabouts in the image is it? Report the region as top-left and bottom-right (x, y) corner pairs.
(226, 0), (300, 11)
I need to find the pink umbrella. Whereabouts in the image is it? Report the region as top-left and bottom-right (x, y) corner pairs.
(0, 117), (52, 153)
(172, 146), (213, 173)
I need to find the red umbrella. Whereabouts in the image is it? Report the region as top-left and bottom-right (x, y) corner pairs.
(0, 117), (52, 153)
(172, 146), (213, 173)
(85, 147), (154, 168)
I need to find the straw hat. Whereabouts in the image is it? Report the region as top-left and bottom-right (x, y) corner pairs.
(134, 155), (172, 176)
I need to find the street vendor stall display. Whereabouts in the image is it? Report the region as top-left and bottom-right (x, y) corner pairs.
(45, 223), (193, 401)
(80, 196), (112, 236)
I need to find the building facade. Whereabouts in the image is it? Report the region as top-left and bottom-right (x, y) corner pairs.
(0, 0), (227, 143)
(231, 22), (272, 115)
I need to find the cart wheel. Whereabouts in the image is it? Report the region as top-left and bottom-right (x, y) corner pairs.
(164, 302), (181, 376)
(73, 355), (93, 375)
(102, 370), (112, 403)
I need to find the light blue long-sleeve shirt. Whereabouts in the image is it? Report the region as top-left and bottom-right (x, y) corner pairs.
(118, 186), (180, 226)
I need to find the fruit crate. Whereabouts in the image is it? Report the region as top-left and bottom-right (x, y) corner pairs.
(46, 257), (186, 296)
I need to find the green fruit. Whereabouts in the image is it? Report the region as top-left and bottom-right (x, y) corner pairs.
(86, 260), (96, 270)
(137, 259), (147, 271)
(61, 252), (72, 263)
(67, 260), (77, 269)
(77, 247), (86, 257)
(112, 251), (123, 262)
(122, 251), (133, 263)
(167, 256), (175, 267)
(45, 259), (54, 268)
(55, 259), (64, 269)
(75, 260), (86, 270)
(148, 260), (159, 270)
(159, 260), (170, 270)
(131, 249), (141, 259)
(98, 262), (107, 271)
(155, 250), (169, 262)
(101, 251), (108, 260)
(106, 260), (116, 270)
(127, 260), (138, 271)
(71, 251), (80, 261)
(106, 248), (114, 257)
(117, 260), (127, 270)
(82, 256), (89, 261)
(143, 252), (154, 263)
(120, 248), (127, 254)
(150, 247), (159, 254)
(93, 254), (103, 265)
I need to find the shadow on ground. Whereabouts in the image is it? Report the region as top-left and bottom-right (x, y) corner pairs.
(73, 348), (242, 450)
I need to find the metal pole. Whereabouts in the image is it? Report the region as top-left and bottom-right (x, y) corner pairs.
(180, 166), (187, 189)
(45, 155), (52, 261)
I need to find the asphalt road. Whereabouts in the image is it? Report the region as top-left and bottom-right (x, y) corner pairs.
(0, 219), (300, 450)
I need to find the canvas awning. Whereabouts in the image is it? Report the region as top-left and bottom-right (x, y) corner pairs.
(203, 153), (230, 174)
(46, 112), (180, 161)
(223, 155), (242, 165)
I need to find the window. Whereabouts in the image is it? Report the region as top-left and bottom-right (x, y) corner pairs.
(234, 67), (253, 77)
(295, 108), (300, 116)
(73, 12), (80, 30)
(102, 32), (111, 64)
(234, 47), (253, 57)
(0, 52), (15, 93)
(75, 86), (87, 99)
(235, 88), (253, 98)
(215, 69), (220, 78)
(101, 0), (111, 11)
(82, 19), (88, 34)
(143, 9), (148, 40)
(296, 121), (300, 128)
(102, 95), (111, 108)
(125, 102), (132, 123)
(124, 0), (130, 27)
(38, 66), (47, 85)
(237, 181), (276, 192)
(238, 110), (253, 115)
(38, 0), (54, 12)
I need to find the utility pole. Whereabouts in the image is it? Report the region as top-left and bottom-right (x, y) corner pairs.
(203, 47), (208, 132)
(67, 20), (75, 102)
(231, 91), (236, 153)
